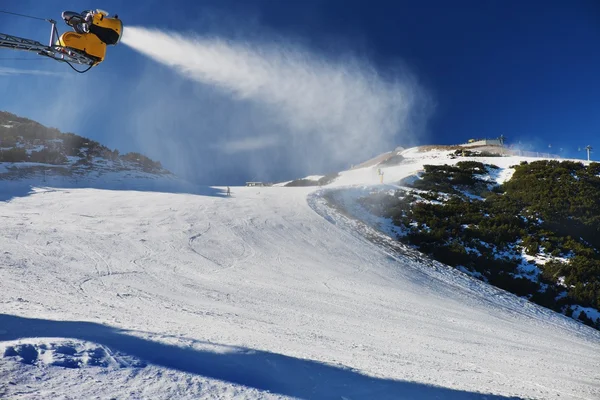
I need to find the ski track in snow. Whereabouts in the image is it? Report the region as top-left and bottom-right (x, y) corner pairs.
(0, 149), (599, 399)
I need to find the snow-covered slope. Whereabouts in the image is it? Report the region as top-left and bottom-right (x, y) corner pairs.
(323, 146), (600, 325)
(329, 146), (565, 188)
(1, 147), (599, 399)
(0, 110), (172, 195)
(0, 164), (210, 202)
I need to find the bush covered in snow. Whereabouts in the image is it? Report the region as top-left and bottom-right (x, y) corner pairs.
(450, 149), (504, 158)
(360, 160), (600, 329)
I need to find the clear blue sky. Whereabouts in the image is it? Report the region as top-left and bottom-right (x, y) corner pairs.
(1, 0), (599, 184)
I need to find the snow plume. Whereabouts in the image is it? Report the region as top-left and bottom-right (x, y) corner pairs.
(122, 26), (431, 183)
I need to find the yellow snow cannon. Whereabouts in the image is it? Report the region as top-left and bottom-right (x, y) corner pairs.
(58, 9), (123, 66)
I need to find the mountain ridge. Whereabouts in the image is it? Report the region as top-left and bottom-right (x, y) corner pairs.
(0, 110), (168, 179)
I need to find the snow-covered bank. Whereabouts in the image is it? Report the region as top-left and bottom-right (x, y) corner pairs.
(317, 147), (600, 327)
(0, 163), (222, 202)
(1, 182), (599, 399)
(328, 146), (584, 188)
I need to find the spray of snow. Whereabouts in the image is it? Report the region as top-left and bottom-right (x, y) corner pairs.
(121, 26), (431, 182)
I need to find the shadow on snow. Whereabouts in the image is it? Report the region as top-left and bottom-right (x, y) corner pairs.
(0, 180), (228, 202)
(0, 314), (522, 400)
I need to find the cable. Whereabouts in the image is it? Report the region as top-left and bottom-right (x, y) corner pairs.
(65, 61), (93, 74)
(0, 10), (49, 21)
(1, 10), (93, 73)
(49, 22), (93, 73)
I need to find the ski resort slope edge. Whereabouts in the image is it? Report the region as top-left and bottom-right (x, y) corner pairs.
(0, 147), (599, 400)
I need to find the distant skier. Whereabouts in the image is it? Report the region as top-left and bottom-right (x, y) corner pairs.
(226, 186), (231, 196)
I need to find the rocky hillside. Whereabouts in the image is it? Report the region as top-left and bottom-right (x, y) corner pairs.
(0, 111), (169, 181)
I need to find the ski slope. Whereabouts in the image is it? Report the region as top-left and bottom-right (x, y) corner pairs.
(331, 147), (547, 187)
(1, 148), (599, 400)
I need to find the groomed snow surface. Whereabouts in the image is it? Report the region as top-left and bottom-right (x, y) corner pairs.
(1, 148), (599, 400)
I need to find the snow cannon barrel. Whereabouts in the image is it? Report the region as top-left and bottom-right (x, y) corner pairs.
(89, 10), (123, 45)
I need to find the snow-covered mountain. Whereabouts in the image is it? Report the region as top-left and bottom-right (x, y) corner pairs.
(313, 146), (600, 329)
(1, 142), (599, 399)
(0, 111), (200, 196)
